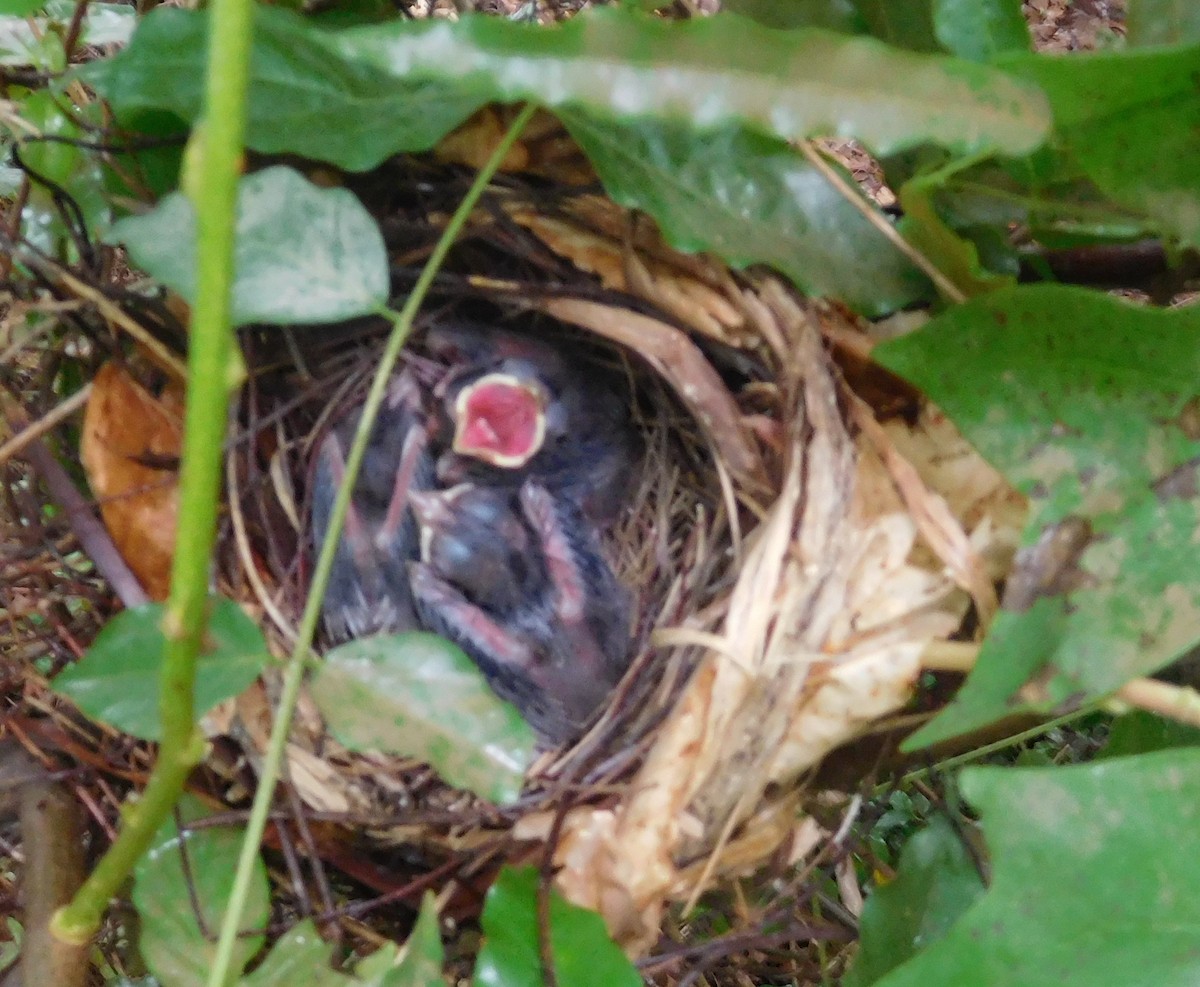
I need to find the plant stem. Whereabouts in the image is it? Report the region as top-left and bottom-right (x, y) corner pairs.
(50, 0), (253, 944)
(204, 101), (539, 987)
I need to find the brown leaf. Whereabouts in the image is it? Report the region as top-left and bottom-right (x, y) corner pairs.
(80, 362), (182, 600)
(435, 107), (596, 185)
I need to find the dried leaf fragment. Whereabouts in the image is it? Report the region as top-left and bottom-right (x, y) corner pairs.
(80, 362), (182, 600)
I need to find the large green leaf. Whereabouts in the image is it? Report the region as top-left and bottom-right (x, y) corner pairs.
(133, 796), (270, 987)
(343, 6), (1050, 158)
(560, 110), (931, 316)
(998, 44), (1200, 248)
(1126, 0), (1200, 46)
(309, 632), (536, 804)
(52, 596), (269, 741)
(82, 5), (488, 172)
(474, 866), (641, 987)
(845, 816), (985, 987)
(106, 165), (389, 326)
(872, 751), (1200, 986)
(876, 286), (1200, 748)
(86, 3), (1050, 173)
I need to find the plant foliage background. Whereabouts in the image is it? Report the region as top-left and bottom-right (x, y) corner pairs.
(3, 0), (1200, 984)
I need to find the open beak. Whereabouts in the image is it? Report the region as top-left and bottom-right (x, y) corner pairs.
(451, 372), (547, 469)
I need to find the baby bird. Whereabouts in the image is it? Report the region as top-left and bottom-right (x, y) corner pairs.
(426, 323), (638, 528)
(309, 369), (435, 642)
(407, 480), (633, 744)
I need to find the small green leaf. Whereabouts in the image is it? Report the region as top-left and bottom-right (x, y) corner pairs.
(310, 632), (536, 804)
(871, 751), (1200, 986)
(844, 816), (985, 987)
(241, 921), (348, 987)
(474, 866), (641, 987)
(877, 286), (1200, 748)
(133, 795), (270, 987)
(560, 110), (931, 316)
(355, 893), (446, 987)
(896, 176), (1016, 299)
(53, 596), (268, 741)
(1126, 0), (1200, 47)
(932, 0), (1028, 62)
(106, 166), (389, 326)
(15, 90), (110, 255)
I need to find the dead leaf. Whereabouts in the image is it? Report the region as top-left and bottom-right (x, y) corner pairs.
(435, 107), (596, 186)
(80, 362), (182, 600)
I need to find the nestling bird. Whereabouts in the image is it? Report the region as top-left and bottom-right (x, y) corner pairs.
(309, 369), (435, 642)
(407, 480), (633, 744)
(426, 323), (638, 528)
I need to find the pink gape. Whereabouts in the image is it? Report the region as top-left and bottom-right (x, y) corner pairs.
(452, 373), (547, 468)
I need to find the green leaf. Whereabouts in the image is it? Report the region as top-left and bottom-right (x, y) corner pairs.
(932, 0), (1028, 61)
(46, 0), (135, 44)
(106, 165), (389, 326)
(998, 44), (1200, 248)
(82, 5), (489, 172)
(853, 0), (939, 52)
(241, 921), (348, 987)
(53, 596), (268, 741)
(876, 286), (1200, 748)
(1099, 710), (1200, 759)
(872, 751), (1200, 986)
(309, 632), (536, 804)
(88, 4), (1050, 172)
(474, 866), (641, 987)
(1127, 0), (1200, 46)
(560, 110), (930, 316)
(0, 0), (45, 16)
(343, 6), (1050, 158)
(355, 893), (446, 987)
(15, 89), (110, 257)
(721, 0), (866, 32)
(895, 175), (1016, 299)
(845, 816), (985, 987)
(1, 1), (133, 67)
(133, 795), (270, 987)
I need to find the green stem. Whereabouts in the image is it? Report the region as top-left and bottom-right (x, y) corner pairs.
(204, 101), (539, 987)
(51, 0), (253, 944)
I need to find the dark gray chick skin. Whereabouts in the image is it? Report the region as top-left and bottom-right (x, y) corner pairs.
(427, 323), (638, 528)
(310, 369), (436, 642)
(408, 480), (633, 744)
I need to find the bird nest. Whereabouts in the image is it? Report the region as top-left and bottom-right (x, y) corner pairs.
(3, 117), (1025, 957)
